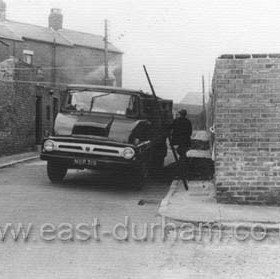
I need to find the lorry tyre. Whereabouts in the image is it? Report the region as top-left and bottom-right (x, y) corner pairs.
(47, 160), (67, 183)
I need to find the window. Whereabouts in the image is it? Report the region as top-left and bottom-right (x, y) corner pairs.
(23, 50), (34, 65)
(64, 90), (138, 117)
(126, 95), (138, 117)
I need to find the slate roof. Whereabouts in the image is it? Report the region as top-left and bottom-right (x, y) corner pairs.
(0, 20), (122, 53)
(0, 23), (22, 41)
(58, 29), (121, 53)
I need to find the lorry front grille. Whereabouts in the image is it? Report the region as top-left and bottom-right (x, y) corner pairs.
(58, 145), (82, 150)
(52, 141), (124, 157)
(93, 148), (119, 154)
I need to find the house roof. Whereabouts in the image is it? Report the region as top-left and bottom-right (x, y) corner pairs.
(0, 20), (72, 46)
(58, 29), (121, 53)
(173, 103), (203, 115)
(0, 20), (122, 53)
(180, 92), (203, 106)
(0, 23), (22, 41)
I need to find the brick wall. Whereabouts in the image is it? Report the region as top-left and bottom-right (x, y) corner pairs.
(55, 45), (122, 87)
(206, 88), (215, 157)
(213, 55), (280, 206)
(0, 81), (16, 155)
(0, 61), (36, 155)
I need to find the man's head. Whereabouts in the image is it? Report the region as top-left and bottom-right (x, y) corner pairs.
(178, 109), (187, 118)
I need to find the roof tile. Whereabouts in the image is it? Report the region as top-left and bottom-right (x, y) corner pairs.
(58, 29), (121, 53)
(0, 20), (121, 53)
(0, 23), (23, 41)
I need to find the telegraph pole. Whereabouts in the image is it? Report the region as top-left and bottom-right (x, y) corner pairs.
(104, 19), (109, 86)
(202, 75), (205, 109)
(52, 38), (56, 86)
(202, 75), (206, 130)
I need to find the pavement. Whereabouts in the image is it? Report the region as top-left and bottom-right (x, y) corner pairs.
(0, 151), (39, 169)
(159, 130), (280, 232)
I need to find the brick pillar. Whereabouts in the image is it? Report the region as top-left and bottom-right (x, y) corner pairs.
(213, 55), (280, 206)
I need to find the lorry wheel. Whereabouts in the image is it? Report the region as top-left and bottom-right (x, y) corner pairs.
(47, 161), (67, 183)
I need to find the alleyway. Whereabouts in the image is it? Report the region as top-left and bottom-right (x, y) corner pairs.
(0, 159), (280, 278)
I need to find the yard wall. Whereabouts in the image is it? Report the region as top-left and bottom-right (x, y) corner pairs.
(213, 54), (280, 205)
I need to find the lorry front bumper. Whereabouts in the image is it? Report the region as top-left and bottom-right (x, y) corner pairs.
(40, 137), (152, 170)
(40, 151), (137, 170)
(40, 138), (137, 169)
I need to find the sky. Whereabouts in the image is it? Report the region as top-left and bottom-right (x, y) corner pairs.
(4, 0), (280, 103)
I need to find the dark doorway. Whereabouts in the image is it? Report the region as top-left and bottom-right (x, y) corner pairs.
(35, 96), (42, 144)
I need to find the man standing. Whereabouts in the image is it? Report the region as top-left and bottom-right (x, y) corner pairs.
(170, 109), (192, 160)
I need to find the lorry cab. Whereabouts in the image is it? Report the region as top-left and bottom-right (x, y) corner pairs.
(41, 84), (173, 186)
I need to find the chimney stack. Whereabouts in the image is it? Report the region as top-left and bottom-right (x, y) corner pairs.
(0, 0), (6, 21)
(48, 8), (63, 30)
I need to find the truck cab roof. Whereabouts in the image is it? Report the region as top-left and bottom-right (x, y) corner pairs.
(66, 84), (151, 98)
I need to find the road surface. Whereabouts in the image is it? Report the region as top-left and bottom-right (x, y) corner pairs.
(0, 159), (279, 278)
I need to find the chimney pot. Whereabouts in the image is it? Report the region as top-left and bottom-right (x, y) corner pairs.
(48, 8), (63, 31)
(0, 0), (6, 21)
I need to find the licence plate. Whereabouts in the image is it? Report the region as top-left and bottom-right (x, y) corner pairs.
(73, 158), (97, 167)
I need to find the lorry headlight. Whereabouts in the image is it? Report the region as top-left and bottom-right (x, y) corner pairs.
(44, 140), (55, 152)
(122, 147), (135, 159)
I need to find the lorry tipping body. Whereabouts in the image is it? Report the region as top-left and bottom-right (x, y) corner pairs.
(41, 84), (173, 185)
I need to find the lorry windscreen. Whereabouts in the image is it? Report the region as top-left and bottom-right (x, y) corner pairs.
(63, 90), (138, 116)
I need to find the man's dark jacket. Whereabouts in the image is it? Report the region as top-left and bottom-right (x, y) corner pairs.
(171, 117), (192, 147)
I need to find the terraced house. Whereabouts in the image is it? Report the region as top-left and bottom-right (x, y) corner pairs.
(0, 1), (122, 155)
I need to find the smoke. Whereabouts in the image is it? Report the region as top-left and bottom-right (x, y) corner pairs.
(83, 58), (120, 85)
